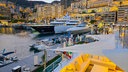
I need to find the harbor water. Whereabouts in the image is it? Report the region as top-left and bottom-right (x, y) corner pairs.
(0, 27), (37, 59)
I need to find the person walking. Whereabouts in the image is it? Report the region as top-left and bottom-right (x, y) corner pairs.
(94, 25), (98, 34)
(105, 26), (109, 34)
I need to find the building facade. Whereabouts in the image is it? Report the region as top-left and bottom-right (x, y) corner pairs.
(117, 6), (128, 24)
(87, 0), (112, 8)
(95, 12), (116, 24)
(35, 3), (64, 23)
(71, 0), (86, 14)
(0, 1), (11, 19)
(61, 0), (72, 9)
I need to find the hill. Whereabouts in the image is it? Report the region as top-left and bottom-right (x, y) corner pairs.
(7, 0), (47, 8)
(51, 1), (60, 4)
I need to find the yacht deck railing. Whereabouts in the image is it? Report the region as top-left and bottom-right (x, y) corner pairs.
(43, 57), (62, 72)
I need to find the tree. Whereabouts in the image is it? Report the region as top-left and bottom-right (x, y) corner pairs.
(91, 10), (96, 13)
(90, 20), (98, 34)
(82, 11), (86, 14)
(33, 8), (37, 12)
(0, 16), (9, 20)
(89, 20), (97, 24)
(119, 1), (123, 36)
(119, 1), (122, 7)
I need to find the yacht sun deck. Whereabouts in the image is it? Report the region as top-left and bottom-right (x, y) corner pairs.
(50, 13), (80, 26)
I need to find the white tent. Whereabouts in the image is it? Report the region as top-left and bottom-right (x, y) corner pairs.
(50, 34), (128, 71)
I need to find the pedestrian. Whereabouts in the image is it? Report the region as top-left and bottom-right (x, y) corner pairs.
(112, 23), (115, 29)
(94, 25), (98, 34)
(99, 27), (103, 34)
(106, 27), (109, 34)
(105, 26), (109, 34)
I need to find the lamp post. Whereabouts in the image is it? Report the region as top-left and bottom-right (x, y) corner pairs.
(43, 49), (47, 69)
(119, 1), (122, 37)
(42, 45), (49, 71)
(119, 18), (123, 37)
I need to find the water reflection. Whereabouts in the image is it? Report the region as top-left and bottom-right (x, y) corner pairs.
(0, 27), (15, 34)
(0, 27), (36, 59)
(120, 32), (128, 48)
(118, 27), (128, 49)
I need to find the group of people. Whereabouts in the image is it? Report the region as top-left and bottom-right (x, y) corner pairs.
(93, 24), (113, 34)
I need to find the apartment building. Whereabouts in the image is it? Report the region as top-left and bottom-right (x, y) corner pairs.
(95, 12), (116, 24)
(117, 6), (128, 24)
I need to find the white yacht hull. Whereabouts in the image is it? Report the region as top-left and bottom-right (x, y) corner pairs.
(54, 26), (72, 33)
(67, 27), (91, 34)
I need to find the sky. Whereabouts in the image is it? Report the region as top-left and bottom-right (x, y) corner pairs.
(28, 0), (60, 3)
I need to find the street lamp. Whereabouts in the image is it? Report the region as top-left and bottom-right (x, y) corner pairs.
(43, 44), (51, 70)
(43, 49), (47, 69)
(118, 18), (123, 36)
(118, 0), (123, 36)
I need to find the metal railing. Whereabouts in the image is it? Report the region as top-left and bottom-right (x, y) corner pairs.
(43, 57), (62, 72)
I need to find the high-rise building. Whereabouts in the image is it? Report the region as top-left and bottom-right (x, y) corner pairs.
(35, 3), (64, 23)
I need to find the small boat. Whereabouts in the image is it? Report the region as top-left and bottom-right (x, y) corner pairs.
(0, 49), (18, 67)
(30, 41), (46, 51)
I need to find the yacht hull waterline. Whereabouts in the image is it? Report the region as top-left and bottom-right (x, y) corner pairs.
(30, 25), (72, 34)
(30, 25), (91, 34)
(30, 25), (55, 34)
